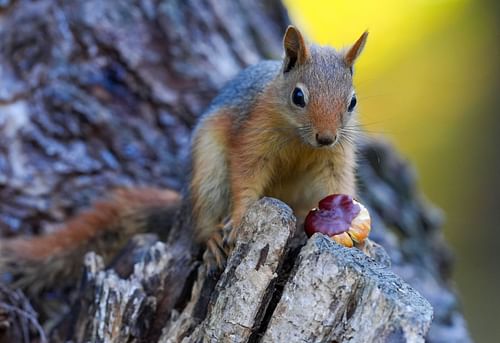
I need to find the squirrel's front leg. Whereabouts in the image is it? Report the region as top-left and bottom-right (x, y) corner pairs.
(228, 149), (273, 244)
(190, 113), (232, 268)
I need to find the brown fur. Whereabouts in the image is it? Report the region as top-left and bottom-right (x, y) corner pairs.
(283, 26), (309, 66)
(190, 111), (232, 241)
(344, 31), (369, 66)
(0, 188), (180, 293)
(190, 27), (366, 249)
(229, 94), (356, 227)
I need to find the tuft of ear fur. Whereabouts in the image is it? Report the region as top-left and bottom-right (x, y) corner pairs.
(283, 25), (309, 73)
(344, 31), (368, 67)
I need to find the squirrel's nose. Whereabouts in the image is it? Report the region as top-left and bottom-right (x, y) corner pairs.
(316, 133), (336, 146)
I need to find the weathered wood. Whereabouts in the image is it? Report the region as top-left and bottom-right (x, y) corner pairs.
(70, 198), (433, 343)
(0, 284), (46, 343)
(183, 198), (295, 342)
(65, 204), (197, 343)
(262, 234), (433, 343)
(74, 245), (166, 343)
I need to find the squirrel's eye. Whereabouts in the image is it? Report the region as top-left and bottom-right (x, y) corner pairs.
(348, 95), (357, 112)
(292, 87), (306, 108)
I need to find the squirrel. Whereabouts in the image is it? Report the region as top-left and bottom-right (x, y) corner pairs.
(0, 26), (368, 294)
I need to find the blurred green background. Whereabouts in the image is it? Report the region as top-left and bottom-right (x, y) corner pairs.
(284, 0), (500, 342)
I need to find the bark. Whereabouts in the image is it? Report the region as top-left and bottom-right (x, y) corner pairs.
(178, 198), (297, 343)
(62, 199), (433, 343)
(0, 284), (46, 343)
(261, 234), (432, 343)
(0, 0), (471, 342)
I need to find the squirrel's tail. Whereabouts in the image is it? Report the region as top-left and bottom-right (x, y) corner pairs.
(0, 187), (181, 295)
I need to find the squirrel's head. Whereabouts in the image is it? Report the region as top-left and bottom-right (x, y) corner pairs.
(274, 26), (368, 148)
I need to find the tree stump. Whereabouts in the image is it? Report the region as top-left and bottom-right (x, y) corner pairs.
(64, 199), (433, 342)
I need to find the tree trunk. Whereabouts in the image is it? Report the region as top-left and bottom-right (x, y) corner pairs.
(0, 0), (471, 342)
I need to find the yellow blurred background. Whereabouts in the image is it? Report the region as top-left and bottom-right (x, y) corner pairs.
(284, 0), (500, 342)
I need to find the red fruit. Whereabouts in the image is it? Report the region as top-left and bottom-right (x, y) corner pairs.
(304, 194), (361, 238)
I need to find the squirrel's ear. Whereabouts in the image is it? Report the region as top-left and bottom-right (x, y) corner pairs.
(344, 31), (368, 67)
(283, 25), (309, 73)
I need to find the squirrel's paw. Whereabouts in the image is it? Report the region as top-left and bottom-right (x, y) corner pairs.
(204, 230), (227, 274)
(222, 219), (237, 250)
(203, 220), (238, 275)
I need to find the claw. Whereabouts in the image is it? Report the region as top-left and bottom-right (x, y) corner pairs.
(222, 219), (235, 248)
(203, 219), (239, 274)
(205, 231), (227, 272)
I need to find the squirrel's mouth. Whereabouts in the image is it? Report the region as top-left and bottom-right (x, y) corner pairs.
(303, 138), (339, 150)
(313, 135), (339, 149)
(315, 141), (338, 149)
